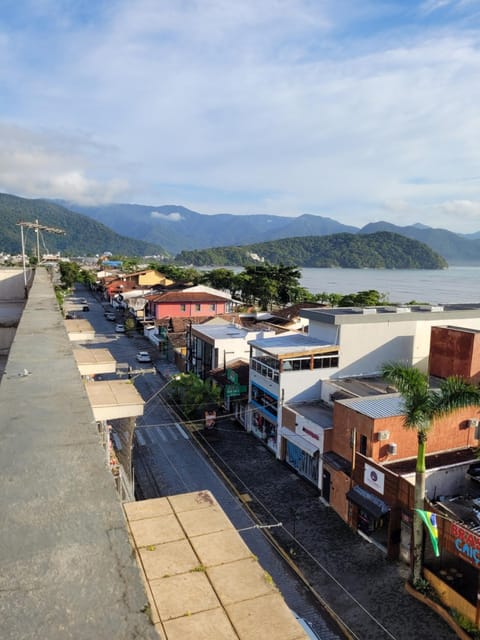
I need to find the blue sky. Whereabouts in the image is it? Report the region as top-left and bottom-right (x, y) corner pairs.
(1, 0), (480, 232)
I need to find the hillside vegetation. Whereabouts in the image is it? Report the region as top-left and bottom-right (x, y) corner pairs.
(0, 193), (167, 256)
(176, 232), (448, 269)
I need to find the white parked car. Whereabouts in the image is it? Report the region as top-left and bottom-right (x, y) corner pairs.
(115, 323), (125, 333)
(136, 351), (151, 362)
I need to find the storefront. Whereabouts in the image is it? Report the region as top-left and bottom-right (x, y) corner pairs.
(423, 516), (480, 625)
(347, 484), (391, 549)
(251, 410), (277, 452)
(281, 428), (319, 487)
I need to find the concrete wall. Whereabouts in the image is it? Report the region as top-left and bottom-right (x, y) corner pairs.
(0, 268), (29, 299)
(0, 268), (157, 640)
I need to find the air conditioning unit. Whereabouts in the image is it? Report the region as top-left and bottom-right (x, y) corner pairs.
(387, 443), (398, 455)
(377, 430), (390, 441)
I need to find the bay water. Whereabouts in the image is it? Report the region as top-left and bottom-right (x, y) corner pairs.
(300, 266), (480, 304)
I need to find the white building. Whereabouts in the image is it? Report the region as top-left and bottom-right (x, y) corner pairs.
(247, 333), (338, 455)
(301, 304), (480, 382)
(188, 321), (278, 379)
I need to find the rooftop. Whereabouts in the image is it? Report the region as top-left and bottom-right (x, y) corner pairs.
(301, 303), (480, 324)
(336, 394), (405, 419)
(248, 333), (337, 357)
(191, 322), (275, 342)
(124, 491), (313, 640)
(286, 401), (333, 428)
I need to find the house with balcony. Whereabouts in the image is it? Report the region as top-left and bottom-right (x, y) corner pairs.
(247, 333), (339, 454)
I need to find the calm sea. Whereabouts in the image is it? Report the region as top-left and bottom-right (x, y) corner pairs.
(299, 266), (480, 304)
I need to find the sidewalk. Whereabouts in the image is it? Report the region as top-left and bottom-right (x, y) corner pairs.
(193, 417), (459, 640)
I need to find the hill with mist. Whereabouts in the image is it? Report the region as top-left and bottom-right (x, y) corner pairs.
(0, 193), (167, 257)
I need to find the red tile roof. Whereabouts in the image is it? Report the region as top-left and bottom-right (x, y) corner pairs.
(146, 291), (228, 303)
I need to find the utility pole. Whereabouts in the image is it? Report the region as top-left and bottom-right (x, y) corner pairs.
(16, 220), (66, 298)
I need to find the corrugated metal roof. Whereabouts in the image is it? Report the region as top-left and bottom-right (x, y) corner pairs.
(337, 394), (405, 418)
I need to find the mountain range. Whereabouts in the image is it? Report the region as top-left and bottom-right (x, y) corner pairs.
(0, 193), (166, 257)
(62, 200), (480, 265)
(1, 192), (480, 266)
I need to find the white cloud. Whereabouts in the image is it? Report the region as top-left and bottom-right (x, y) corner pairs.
(1, 1), (480, 232)
(0, 124), (129, 204)
(150, 211), (184, 221)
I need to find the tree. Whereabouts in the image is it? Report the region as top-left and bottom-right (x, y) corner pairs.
(381, 363), (480, 584)
(58, 261), (80, 288)
(169, 373), (221, 420)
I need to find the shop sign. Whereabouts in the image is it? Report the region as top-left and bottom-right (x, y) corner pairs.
(452, 522), (480, 566)
(226, 369), (238, 384)
(225, 383), (247, 398)
(364, 463), (385, 494)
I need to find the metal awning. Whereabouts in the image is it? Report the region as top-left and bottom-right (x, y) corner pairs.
(280, 428), (318, 457)
(346, 485), (390, 520)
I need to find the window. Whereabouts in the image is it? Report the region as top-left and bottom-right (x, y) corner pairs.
(195, 303), (201, 311)
(180, 304), (186, 312)
(360, 435), (367, 455)
(210, 303), (216, 311)
(313, 354), (339, 369)
(251, 384), (278, 417)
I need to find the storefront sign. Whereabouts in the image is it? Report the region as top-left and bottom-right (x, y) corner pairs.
(225, 383), (247, 398)
(364, 463), (385, 494)
(226, 369), (238, 384)
(452, 523), (480, 566)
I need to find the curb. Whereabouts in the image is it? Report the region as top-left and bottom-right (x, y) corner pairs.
(404, 582), (472, 640)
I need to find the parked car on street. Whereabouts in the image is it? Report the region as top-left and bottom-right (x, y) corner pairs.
(82, 305), (90, 312)
(136, 351), (152, 362)
(105, 312), (116, 321)
(115, 323), (125, 333)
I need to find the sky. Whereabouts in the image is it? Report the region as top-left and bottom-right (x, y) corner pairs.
(1, 0), (480, 232)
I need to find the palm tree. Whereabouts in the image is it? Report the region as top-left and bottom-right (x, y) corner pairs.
(381, 362), (480, 584)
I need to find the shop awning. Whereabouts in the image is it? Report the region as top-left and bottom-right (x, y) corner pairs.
(346, 485), (390, 520)
(280, 428), (318, 457)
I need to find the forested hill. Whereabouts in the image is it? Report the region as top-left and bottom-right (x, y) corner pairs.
(0, 193), (167, 256)
(176, 232), (448, 269)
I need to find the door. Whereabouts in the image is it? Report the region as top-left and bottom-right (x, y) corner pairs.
(322, 469), (331, 503)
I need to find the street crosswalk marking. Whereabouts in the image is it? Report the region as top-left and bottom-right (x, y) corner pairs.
(175, 423), (189, 439)
(136, 430), (146, 446)
(136, 425), (189, 445)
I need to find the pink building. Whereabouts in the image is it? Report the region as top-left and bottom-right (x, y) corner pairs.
(145, 290), (230, 321)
